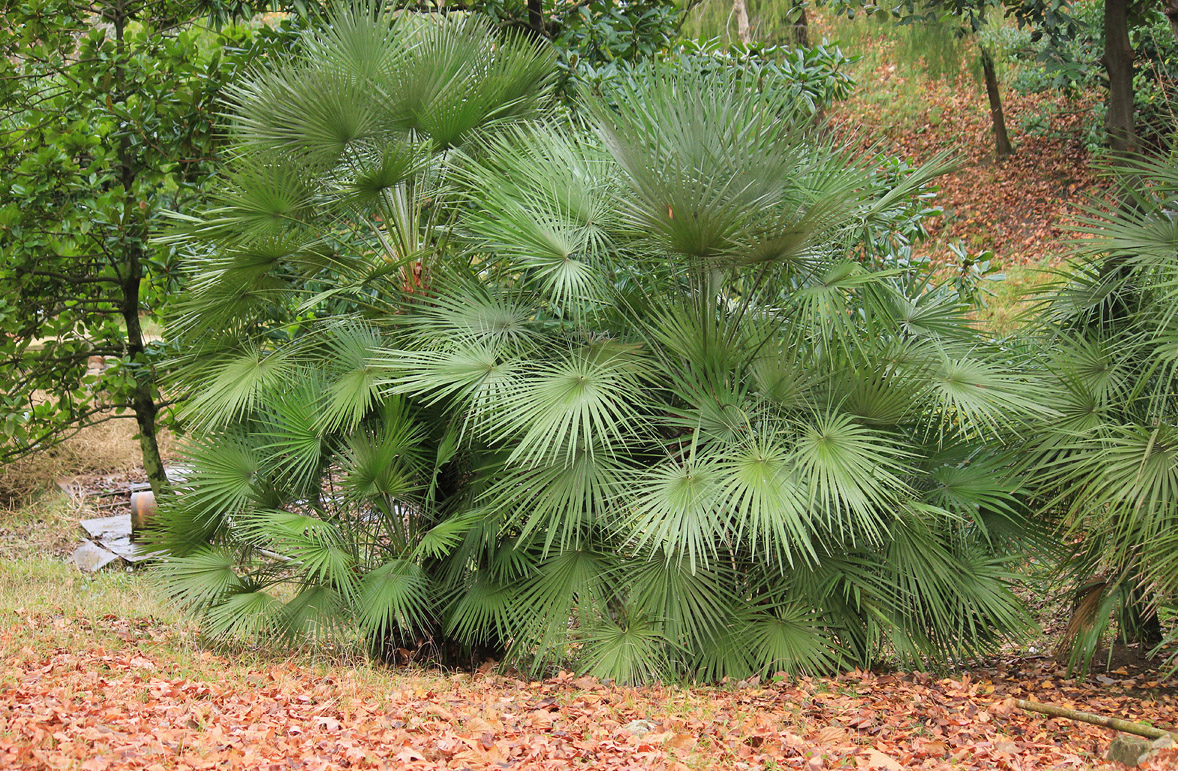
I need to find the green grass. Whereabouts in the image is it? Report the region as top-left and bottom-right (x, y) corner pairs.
(813, 12), (982, 128)
(0, 555), (382, 685)
(973, 262), (1060, 337)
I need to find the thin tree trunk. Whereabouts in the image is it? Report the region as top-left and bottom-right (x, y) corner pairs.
(114, 2), (168, 498)
(733, 0), (751, 44)
(980, 44), (1013, 158)
(792, 4), (809, 47)
(1118, 584), (1164, 649)
(120, 253), (168, 498)
(527, 0), (544, 37)
(1103, 0), (1139, 154)
(1165, 0), (1178, 43)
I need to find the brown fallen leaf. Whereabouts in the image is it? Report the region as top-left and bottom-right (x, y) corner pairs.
(922, 739), (949, 755)
(395, 745), (426, 762)
(815, 725), (848, 745)
(425, 703), (455, 722)
(466, 715), (500, 735)
(862, 748), (903, 770)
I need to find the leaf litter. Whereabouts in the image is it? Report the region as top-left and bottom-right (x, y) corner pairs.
(1, 612), (1175, 770)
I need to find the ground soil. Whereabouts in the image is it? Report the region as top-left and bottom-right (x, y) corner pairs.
(826, 37), (1108, 270)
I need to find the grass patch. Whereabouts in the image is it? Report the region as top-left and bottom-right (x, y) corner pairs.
(0, 556), (378, 686)
(974, 261), (1059, 336)
(0, 491), (82, 561)
(811, 11), (981, 129)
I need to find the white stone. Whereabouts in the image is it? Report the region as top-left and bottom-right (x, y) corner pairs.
(72, 542), (119, 573)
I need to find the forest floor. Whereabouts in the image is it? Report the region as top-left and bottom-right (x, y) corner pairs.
(0, 480), (1176, 770)
(831, 71), (1103, 271)
(823, 20), (1107, 272)
(819, 15), (1112, 333)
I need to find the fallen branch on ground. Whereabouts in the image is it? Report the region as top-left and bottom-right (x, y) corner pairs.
(1014, 699), (1178, 742)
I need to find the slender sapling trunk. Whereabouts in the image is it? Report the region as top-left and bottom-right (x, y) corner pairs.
(980, 44), (1013, 158)
(733, 0), (751, 44)
(114, 2), (168, 497)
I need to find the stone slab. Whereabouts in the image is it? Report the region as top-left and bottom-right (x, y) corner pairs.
(79, 514), (131, 541)
(165, 465), (192, 483)
(72, 542), (119, 573)
(78, 514), (158, 564)
(1107, 734), (1175, 767)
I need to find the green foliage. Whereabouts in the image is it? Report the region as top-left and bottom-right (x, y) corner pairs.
(1026, 151), (1178, 671)
(1003, 0), (1178, 150)
(0, 1), (297, 482)
(154, 5), (1042, 682)
(569, 37), (857, 114)
(430, 0), (680, 95)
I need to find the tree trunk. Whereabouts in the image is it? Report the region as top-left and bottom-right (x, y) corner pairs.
(1118, 584), (1164, 650)
(121, 258), (168, 498)
(527, 0), (544, 37)
(1165, 0), (1178, 43)
(792, 5), (809, 47)
(980, 44), (1013, 158)
(114, 2), (168, 498)
(733, 0), (751, 44)
(1103, 0), (1139, 154)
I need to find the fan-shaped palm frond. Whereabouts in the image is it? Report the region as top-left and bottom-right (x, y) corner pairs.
(357, 558), (434, 645)
(580, 613), (672, 685)
(178, 343), (302, 430)
(792, 411), (913, 545)
(493, 343), (652, 466)
(205, 587), (284, 640)
(629, 448), (726, 572)
(156, 547), (242, 612)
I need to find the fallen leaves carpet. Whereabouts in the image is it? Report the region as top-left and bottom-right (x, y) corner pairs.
(1, 616), (1175, 770)
(825, 42), (1106, 269)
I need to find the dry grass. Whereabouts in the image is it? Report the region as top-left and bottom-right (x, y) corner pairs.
(0, 491), (82, 561)
(0, 416), (171, 507)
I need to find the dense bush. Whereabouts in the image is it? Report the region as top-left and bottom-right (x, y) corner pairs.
(154, 5), (1045, 682)
(569, 37), (857, 114)
(1026, 152), (1178, 671)
(0, 0), (298, 488)
(1002, 0), (1178, 149)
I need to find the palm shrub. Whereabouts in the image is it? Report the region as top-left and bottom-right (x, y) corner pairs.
(155, 3), (1043, 681)
(1026, 153), (1178, 672)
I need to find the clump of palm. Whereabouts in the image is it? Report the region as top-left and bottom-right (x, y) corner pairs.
(154, 3), (1043, 682)
(1026, 152), (1178, 672)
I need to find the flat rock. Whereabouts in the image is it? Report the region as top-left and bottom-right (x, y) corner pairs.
(1107, 734), (1174, 767)
(103, 536), (158, 564)
(72, 542), (119, 573)
(623, 719), (657, 737)
(79, 514), (131, 541)
(78, 514), (157, 564)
